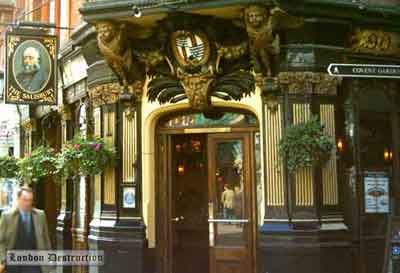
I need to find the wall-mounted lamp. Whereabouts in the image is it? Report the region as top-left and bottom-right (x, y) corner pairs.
(384, 148), (393, 162)
(191, 139), (201, 152)
(132, 6), (142, 18)
(337, 138), (344, 153)
(178, 164), (185, 175)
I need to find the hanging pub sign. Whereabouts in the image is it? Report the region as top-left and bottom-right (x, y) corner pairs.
(364, 171), (390, 214)
(4, 32), (58, 105)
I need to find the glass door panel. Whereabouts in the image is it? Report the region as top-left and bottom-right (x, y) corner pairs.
(208, 133), (253, 273)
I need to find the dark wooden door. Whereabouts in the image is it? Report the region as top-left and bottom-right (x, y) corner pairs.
(160, 132), (255, 273)
(171, 134), (209, 273)
(207, 133), (254, 273)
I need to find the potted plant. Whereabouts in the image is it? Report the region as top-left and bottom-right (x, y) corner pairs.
(58, 135), (117, 179)
(278, 116), (335, 173)
(17, 146), (60, 185)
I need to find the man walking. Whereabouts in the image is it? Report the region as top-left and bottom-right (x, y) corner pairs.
(221, 184), (235, 219)
(0, 187), (52, 273)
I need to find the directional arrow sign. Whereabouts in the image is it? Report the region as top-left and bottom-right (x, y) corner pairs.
(327, 63), (400, 79)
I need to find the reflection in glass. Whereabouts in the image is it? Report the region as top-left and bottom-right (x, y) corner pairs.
(255, 132), (264, 226)
(214, 140), (246, 246)
(0, 179), (17, 209)
(79, 104), (87, 138)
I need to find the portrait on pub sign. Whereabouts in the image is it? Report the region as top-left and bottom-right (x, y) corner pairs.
(5, 33), (57, 105)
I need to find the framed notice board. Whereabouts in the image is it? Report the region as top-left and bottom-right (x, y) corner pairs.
(364, 171), (390, 214)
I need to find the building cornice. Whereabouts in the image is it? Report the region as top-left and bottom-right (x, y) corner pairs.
(80, 0), (400, 27)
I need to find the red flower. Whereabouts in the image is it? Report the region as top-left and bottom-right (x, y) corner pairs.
(74, 144), (81, 150)
(94, 144), (102, 151)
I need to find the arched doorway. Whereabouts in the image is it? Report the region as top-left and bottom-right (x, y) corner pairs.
(155, 109), (259, 273)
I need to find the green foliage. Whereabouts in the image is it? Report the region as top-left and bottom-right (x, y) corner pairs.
(8, 136), (117, 184)
(278, 116), (335, 173)
(0, 156), (19, 179)
(17, 146), (60, 184)
(58, 135), (117, 178)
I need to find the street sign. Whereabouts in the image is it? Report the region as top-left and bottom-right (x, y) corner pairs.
(327, 63), (400, 79)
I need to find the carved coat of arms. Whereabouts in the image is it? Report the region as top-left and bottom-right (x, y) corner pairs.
(96, 6), (304, 114)
(171, 30), (211, 68)
(146, 14), (255, 113)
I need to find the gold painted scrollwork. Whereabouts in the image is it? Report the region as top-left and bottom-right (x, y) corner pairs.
(44, 38), (56, 58)
(7, 36), (20, 57)
(278, 72), (340, 96)
(216, 41), (248, 71)
(88, 83), (128, 108)
(180, 75), (214, 111)
(21, 119), (37, 133)
(351, 28), (400, 56)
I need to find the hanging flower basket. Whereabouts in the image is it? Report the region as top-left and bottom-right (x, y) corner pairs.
(278, 116), (335, 173)
(17, 146), (60, 184)
(0, 156), (19, 179)
(58, 135), (117, 178)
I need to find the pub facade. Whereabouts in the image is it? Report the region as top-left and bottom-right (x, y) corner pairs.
(22, 0), (400, 273)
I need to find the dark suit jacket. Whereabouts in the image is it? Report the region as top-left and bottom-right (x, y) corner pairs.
(0, 208), (52, 273)
(16, 69), (47, 92)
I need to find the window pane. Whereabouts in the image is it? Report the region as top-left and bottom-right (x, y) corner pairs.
(214, 140), (246, 246)
(162, 112), (257, 128)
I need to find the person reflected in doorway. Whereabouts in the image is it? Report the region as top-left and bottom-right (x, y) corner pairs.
(233, 185), (243, 220)
(221, 184), (234, 219)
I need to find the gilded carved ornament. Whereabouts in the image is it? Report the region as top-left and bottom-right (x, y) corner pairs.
(262, 72), (340, 113)
(171, 30), (211, 68)
(93, 6), (303, 113)
(278, 72), (341, 96)
(57, 105), (73, 121)
(21, 119), (37, 133)
(89, 83), (124, 108)
(137, 50), (165, 70)
(95, 21), (145, 88)
(147, 14), (255, 113)
(242, 4), (304, 78)
(351, 28), (400, 56)
(180, 75), (214, 111)
(216, 41), (248, 63)
(124, 106), (136, 121)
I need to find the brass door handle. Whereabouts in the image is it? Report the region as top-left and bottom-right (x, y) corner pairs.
(171, 216), (185, 222)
